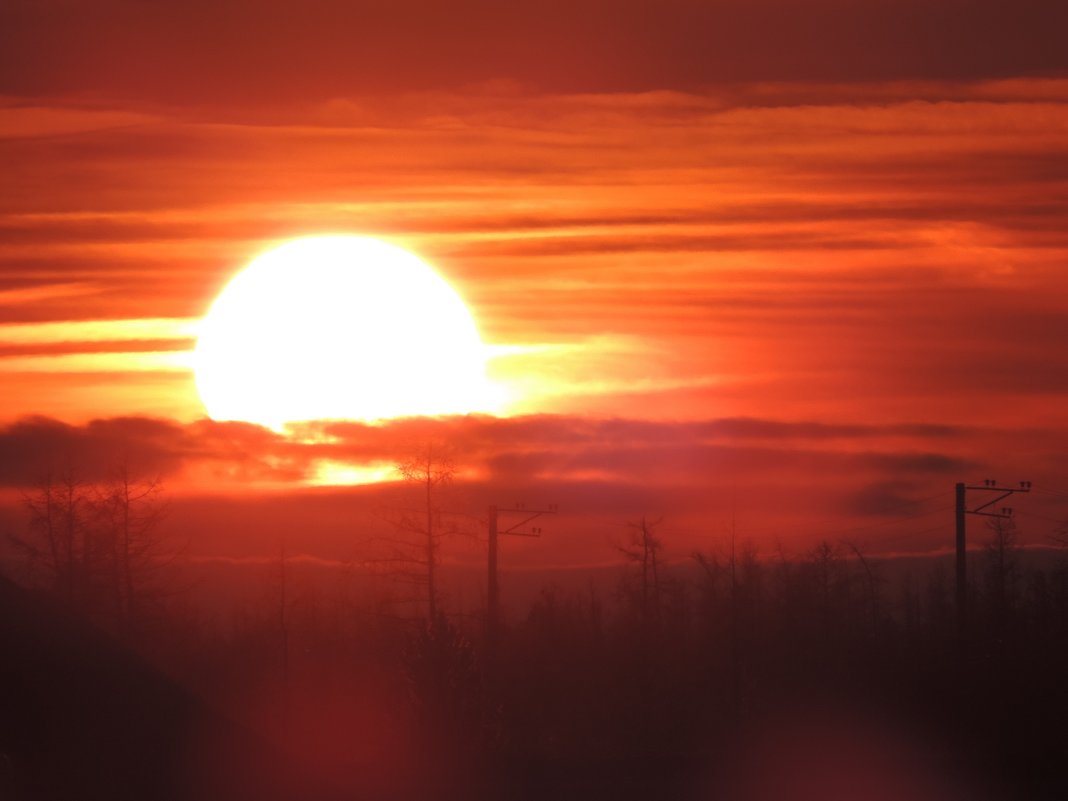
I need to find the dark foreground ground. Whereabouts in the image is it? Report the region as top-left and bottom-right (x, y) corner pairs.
(3, 561), (1068, 801)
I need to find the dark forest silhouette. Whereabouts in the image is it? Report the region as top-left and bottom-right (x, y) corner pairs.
(4, 465), (1068, 800)
(10, 465), (180, 642)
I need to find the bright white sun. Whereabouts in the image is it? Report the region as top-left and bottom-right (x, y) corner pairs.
(193, 236), (498, 429)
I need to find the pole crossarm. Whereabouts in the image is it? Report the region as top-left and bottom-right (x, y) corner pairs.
(955, 479), (1031, 634)
(500, 507), (557, 536)
(486, 503), (558, 648)
(965, 483), (1030, 517)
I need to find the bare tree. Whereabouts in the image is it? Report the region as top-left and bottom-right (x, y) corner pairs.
(844, 540), (882, 638)
(13, 470), (61, 589)
(618, 516), (663, 627)
(13, 468), (91, 606)
(390, 442), (458, 621)
(693, 532), (762, 619)
(94, 465), (171, 635)
(808, 540), (835, 594)
(983, 515), (1020, 627)
(12, 464), (177, 635)
(693, 534), (762, 714)
(802, 539), (852, 647)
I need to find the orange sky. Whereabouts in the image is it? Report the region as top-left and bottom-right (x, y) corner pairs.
(2, 1), (1068, 569)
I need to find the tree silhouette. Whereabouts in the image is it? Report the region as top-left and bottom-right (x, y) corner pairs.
(845, 540), (882, 638)
(618, 516), (663, 629)
(694, 536), (763, 714)
(806, 540), (844, 616)
(982, 515), (1020, 632)
(11, 464), (176, 636)
(94, 465), (171, 637)
(404, 613), (487, 739)
(13, 468), (91, 606)
(392, 442), (458, 620)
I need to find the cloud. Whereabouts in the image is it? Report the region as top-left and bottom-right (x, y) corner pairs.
(845, 482), (945, 518)
(1, 83), (1066, 455)
(3, 412), (1062, 563)
(1, 1), (1066, 102)
(0, 416), (187, 485)
(0, 412), (975, 492)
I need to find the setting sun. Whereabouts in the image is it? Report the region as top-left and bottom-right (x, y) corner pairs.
(193, 236), (498, 429)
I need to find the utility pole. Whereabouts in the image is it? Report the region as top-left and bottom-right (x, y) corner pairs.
(486, 502), (557, 648)
(955, 479), (1031, 633)
(278, 535), (290, 726)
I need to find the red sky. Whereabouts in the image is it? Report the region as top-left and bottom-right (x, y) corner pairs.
(2, 0), (1068, 575)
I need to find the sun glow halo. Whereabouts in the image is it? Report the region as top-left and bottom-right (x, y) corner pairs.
(194, 236), (497, 429)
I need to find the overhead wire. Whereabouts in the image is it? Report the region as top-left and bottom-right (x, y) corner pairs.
(1032, 486), (1068, 501)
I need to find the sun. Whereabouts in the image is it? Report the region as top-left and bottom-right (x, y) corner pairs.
(193, 236), (498, 429)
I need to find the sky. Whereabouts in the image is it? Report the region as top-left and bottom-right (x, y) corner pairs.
(2, 0), (1068, 574)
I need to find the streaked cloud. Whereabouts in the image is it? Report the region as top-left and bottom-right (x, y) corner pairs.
(2, 1), (1065, 102)
(0, 351), (192, 374)
(0, 317), (197, 344)
(2, 83), (1065, 428)
(0, 413), (1063, 564)
(0, 104), (159, 139)
(2, 2), (1065, 569)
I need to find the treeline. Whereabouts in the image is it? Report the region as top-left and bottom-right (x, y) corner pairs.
(8, 492), (1068, 799)
(9, 466), (177, 640)
(143, 523), (1068, 797)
